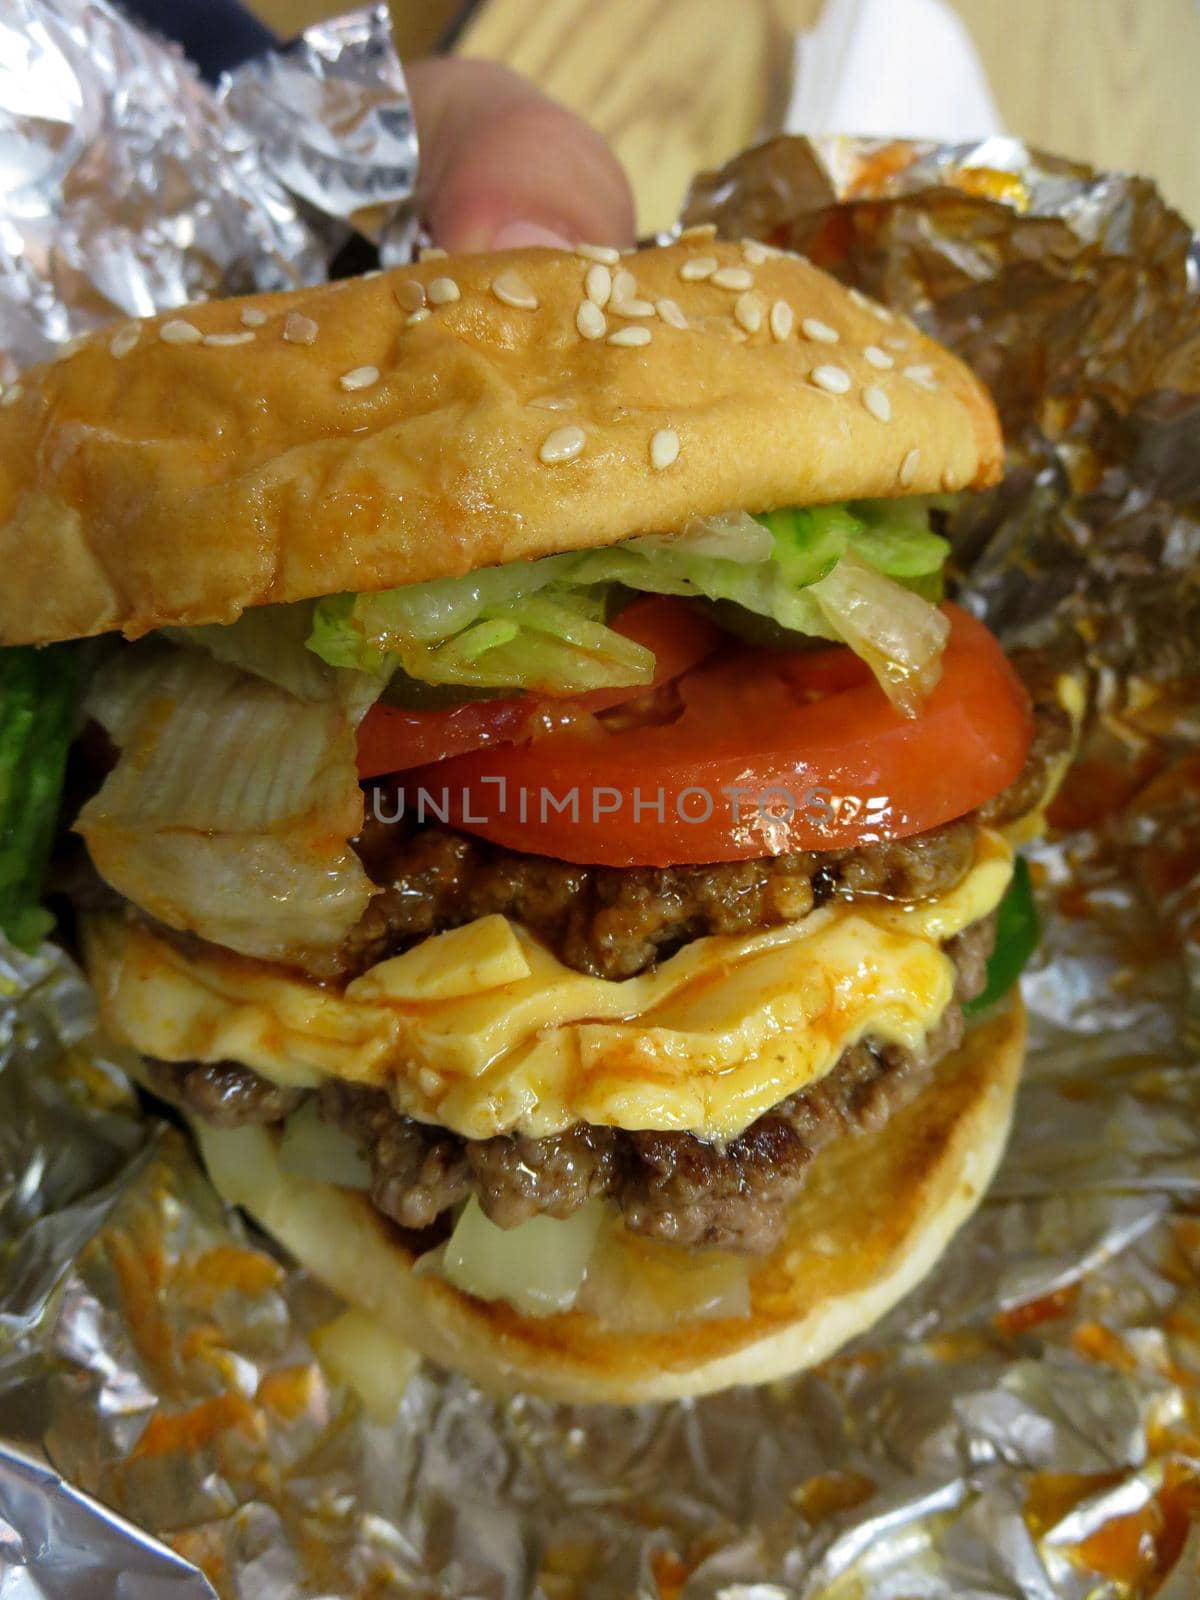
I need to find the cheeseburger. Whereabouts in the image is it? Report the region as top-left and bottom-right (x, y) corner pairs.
(0, 236), (1073, 1402)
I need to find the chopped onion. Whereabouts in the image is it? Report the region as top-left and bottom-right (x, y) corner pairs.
(278, 1100), (372, 1190)
(309, 1309), (420, 1421)
(433, 1197), (604, 1317)
(77, 646), (373, 962)
(196, 1122), (273, 1209)
(634, 509), (775, 563)
(576, 1220), (752, 1332)
(809, 549), (950, 717)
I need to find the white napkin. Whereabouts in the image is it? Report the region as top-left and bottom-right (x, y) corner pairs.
(786, 0), (1003, 141)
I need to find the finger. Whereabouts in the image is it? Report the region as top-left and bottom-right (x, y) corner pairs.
(406, 58), (635, 252)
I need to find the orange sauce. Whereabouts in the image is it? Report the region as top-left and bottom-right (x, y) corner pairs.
(1072, 1321), (1139, 1374)
(1047, 752), (1164, 834)
(948, 167), (1030, 210)
(649, 1548), (688, 1600)
(1068, 1463), (1200, 1591)
(845, 141), (920, 197)
(107, 1204), (174, 1385)
(1024, 1470), (1124, 1541)
(790, 1469), (876, 1524)
(995, 1283), (1081, 1338)
(180, 1245), (282, 1298)
(129, 1392), (262, 1460)
(257, 1364), (320, 1421)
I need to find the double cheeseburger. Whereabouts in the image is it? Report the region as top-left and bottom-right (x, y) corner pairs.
(0, 237), (1074, 1402)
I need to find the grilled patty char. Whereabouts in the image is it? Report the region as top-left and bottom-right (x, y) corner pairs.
(147, 913), (995, 1255)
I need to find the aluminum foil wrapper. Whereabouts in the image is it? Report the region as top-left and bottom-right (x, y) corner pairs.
(0, 0), (416, 373)
(0, 43), (1199, 1598)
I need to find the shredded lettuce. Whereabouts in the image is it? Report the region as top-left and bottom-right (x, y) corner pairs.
(310, 580), (655, 696)
(0, 644), (78, 950)
(808, 550), (950, 717)
(307, 498), (951, 709)
(169, 604), (383, 724)
(77, 646), (373, 962)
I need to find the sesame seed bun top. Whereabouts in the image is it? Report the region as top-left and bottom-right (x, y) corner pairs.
(0, 234), (1002, 646)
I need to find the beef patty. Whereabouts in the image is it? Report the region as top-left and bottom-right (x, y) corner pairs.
(147, 912), (997, 1256)
(333, 811), (979, 984)
(306, 648), (1068, 984)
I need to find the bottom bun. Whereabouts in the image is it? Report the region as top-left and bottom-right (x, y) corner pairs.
(192, 1000), (1024, 1404)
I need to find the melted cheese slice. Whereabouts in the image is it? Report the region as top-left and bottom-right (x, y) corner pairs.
(84, 829), (1012, 1143)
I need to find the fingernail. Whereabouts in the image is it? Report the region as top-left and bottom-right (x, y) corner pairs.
(490, 220), (574, 250)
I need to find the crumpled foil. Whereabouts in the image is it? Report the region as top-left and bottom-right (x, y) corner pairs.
(0, 16), (1198, 1593)
(0, 0), (416, 373)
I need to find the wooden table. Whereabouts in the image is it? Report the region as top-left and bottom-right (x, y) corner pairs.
(250, 0), (1199, 233)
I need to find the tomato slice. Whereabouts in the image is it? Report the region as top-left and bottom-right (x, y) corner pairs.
(355, 596), (722, 778)
(401, 605), (1033, 865)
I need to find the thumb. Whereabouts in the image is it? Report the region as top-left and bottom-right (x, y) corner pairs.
(406, 58), (636, 252)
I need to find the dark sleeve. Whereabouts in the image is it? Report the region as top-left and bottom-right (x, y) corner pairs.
(117, 0), (279, 81)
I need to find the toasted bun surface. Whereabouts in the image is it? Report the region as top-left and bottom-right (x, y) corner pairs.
(192, 1000), (1023, 1404)
(0, 238), (1001, 646)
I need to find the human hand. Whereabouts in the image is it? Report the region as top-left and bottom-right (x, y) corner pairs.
(406, 58), (635, 253)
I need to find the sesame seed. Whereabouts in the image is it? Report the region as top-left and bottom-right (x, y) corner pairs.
(418, 245), (448, 261)
(427, 276), (461, 305)
(394, 278), (426, 312)
(656, 297), (688, 330)
(612, 268), (638, 303)
(0, 384), (23, 408)
(406, 308), (430, 326)
(649, 427), (680, 471)
(339, 365), (380, 391)
(529, 395), (577, 411)
(160, 319), (202, 345)
(539, 424), (586, 464)
(898, 447), (921, 487)
(941, 468), (959, 491)
(492, 270), (539, 310)
(576, 243), (620, 265)
(769, 300), (794, 341)
(883, 334), (909, 351)
(611, 297), (655, 318)
(109, 325), (140, 359)
(283, 312), (318, 345)
(679, 256), (718, 282)
(678, 223), (717, 240)
(811, 363), (851, 394)
(862, 385), (892, 422)
(585, 263), (612, 307)
(734, 292), (763, 333)
(607, 325), (652, 348)
(712, 265), (754, 291)
(240, 306), (268, 327)
(801, 317), (839, 344)
(742, 240), (769, 264)
(203, 330), (255, 347)
(54, 336), (86, 362)
(864, 345), (894, 369)
(903, 363), (939, 391)
(576, 300), (606, 340)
